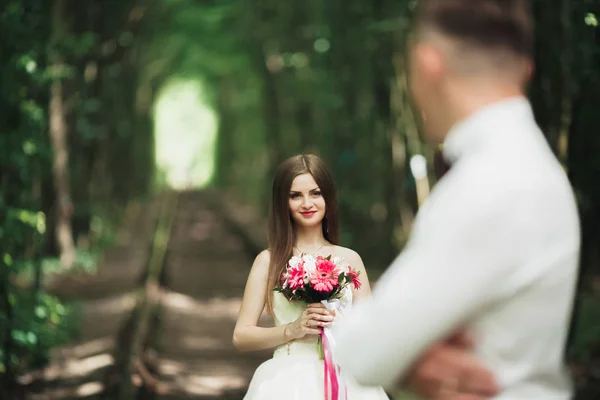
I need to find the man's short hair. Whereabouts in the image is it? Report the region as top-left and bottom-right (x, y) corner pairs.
(416, 0), (533, 58)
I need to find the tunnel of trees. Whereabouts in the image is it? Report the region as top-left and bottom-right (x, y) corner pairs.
(1, 0), (599, 397)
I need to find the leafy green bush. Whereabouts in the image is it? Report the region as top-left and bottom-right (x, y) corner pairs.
(0, 292), (76, 372)
(568, 294), (600, 363)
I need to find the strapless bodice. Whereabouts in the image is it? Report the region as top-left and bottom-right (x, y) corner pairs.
(272, 288), (353, 358)
(273, 286), (353, 326)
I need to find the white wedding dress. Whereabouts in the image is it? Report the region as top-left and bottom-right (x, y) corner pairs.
(244, 287), (389, 399)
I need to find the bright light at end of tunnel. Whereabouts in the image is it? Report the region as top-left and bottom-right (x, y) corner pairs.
(153, 79), (218, 190)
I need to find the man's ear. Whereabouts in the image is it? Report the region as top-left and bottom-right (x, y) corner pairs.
(525, 60), (535, 83)
(415, 43), (444, 82)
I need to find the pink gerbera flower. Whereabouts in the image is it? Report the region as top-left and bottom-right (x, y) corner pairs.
(310, 259), (340, 292)
(287, 263), (306, 290)
(346, 267), (362, 290)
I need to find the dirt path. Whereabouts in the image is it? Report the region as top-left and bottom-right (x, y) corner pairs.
(150, 190), (270, 399)
(22, 190), (270, 400)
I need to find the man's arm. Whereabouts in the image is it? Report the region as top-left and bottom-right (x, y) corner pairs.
(333, 190), (518, 388)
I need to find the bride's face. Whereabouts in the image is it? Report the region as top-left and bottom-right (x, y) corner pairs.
(288, 173), (326, 228)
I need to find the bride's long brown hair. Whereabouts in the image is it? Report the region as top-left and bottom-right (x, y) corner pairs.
(265, 154), (339, 315)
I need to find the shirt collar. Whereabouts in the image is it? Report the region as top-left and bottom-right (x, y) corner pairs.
(442, 97), (533, 164)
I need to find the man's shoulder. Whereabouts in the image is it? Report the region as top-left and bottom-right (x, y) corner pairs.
(443, 148), (572, 202)
(429, 152), (578, 231)
(431, 160), (512, 209)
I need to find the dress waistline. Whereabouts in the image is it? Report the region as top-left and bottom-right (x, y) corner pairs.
(273, 339), (320, 358)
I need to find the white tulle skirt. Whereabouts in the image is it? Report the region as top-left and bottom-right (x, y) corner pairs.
(244, 341), (389, 400)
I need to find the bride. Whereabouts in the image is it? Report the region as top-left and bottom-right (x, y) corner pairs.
(233, 154), (389, 399)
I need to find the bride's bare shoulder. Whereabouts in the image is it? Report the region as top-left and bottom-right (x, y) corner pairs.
(240, 250), (271, 289)
(257, 249), (271, 262)
(331, 245), (362, 263)
(255, 249), (271, 266)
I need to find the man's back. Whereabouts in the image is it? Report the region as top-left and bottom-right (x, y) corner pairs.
(333, 98), (580, 397)
(426, 98), (580, 398)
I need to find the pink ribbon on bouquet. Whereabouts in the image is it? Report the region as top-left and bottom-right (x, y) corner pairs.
(321, 298), (348, 400)
(322, 327), (341, 400)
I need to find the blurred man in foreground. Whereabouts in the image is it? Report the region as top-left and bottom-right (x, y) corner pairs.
(334, 0), (581, 398)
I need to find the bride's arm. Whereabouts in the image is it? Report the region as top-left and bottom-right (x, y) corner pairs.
(232, 250), (329, 352)
(232, 251), (289, 352)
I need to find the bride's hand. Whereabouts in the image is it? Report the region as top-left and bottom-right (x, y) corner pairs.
(288, 303), (335, 340)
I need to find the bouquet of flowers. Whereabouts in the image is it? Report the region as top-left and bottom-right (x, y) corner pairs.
(275, 253), (361, 400)
(275, 253), (362, 303)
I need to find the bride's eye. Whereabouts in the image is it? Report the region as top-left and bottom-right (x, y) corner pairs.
(312, 191), (322, 197)
(289, 193), (300, 199)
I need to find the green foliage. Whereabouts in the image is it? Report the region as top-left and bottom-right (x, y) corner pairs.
(568, 294), (600, 363)
(139, 0), (420, 265)
(1, 0), (155, 394)
(0, 0), (71, 388)
(0, 292), (76, 372)
(143, 0), (600, 275)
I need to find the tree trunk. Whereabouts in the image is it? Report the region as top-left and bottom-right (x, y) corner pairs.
(390, 51), (421, 243)
(214, 76), (237, 186)
(255, 44), (282, 181)
(49, 0), (76, 269)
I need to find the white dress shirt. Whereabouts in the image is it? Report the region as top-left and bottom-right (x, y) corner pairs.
(333, 97), (580, 399)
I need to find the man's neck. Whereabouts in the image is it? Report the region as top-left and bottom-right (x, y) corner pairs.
(441, 81), (525, 140)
